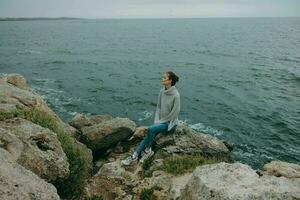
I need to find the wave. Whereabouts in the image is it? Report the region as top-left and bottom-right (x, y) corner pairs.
(278, 57), (300, 64)
(45, 60), (66, 65)
(55, 49), (76, 55)
(30, 78), (56, 84)
(193, 49), (237, 58)
(17, 50), (42, 55)
(44, 60), (99, 66)
(189, 122), (225, 137)
(137, 110), (153, 121)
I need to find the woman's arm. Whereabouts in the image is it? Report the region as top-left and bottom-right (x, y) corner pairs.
(154, 90), (162, 123)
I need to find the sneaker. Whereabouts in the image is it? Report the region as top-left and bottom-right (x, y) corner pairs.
(121, 155), (138, 166)
(139, 148), (154, 163)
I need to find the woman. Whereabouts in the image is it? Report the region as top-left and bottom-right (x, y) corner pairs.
(122, 71), (180, 166)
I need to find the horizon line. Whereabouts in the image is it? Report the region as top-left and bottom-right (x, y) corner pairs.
(1, 16), (300, 20)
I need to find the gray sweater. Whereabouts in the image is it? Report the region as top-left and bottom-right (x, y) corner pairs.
(154, 86), (180, 131)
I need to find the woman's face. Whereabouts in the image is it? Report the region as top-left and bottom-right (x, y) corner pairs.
(161, 73), (172, 86)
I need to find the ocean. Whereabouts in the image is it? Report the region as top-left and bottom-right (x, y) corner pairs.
(0, 17), (299, 169)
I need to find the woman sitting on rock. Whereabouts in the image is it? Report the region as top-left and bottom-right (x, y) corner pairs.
(122, 71), (180, 165)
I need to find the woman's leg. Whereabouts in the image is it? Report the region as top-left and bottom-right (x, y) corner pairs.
(135, 123), (168, 157)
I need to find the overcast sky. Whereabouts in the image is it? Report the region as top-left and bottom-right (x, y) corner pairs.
(0, 0), (299, 18)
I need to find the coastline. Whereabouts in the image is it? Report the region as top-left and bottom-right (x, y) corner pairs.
(0, 73), (299, 200)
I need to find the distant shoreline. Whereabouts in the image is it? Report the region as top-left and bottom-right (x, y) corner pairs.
(0, 16), (299, 22)
(0, 17), (85, 21)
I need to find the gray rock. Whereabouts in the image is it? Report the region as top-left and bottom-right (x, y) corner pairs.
(0, 103), (17, 112)
(0, 148), (60, 200)
(0, 117), (69, 182)
(180, 162), (300, 200)
(68, 113), (113, 130)
(5, 73), (29, 90)
(81, 117), (136, 150)
(263, 161), (300, 179)
(0, 75), (62, 125)
(169, 173), (192, 200)
(155, 124), (231, 159)
(96, 161), (133, 179)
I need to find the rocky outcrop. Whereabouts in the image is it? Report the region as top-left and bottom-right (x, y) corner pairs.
(0, 117), (69, 182)
(80, 117), (136, 150)
(180, 162), (300, 200)
(0, 148), (60, 200)
(0, 74), (75, 137)
(155, 124), (231, 159)
(69, 113), (113, 131)
(0, 74), (58, 119)
(2, 73), (300, 200)
(262, 160), (300, 179)
(4, 73), (30, 90)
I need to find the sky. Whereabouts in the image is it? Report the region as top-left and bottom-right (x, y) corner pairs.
(0, 0), (299, 18)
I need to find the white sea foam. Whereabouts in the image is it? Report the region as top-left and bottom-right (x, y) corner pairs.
(138, 110), (153, 121)
(189, 122), (224, 136)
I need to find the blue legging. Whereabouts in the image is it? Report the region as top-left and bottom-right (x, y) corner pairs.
(135, 123), (176, 157)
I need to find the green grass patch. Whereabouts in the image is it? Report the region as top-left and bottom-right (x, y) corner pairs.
(85, 195), (104, 200)
(159, 154), (218, 175)
(140, 188), (157, 200)
(142, 156), (155, 178)
(1, 106), (92, 199)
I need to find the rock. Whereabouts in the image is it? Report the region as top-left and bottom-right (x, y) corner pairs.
(68, 113), (92, 130)
(169, 173), (192, 200)
(0, 103), (17, 112)
(96, 161), (134, 179)
(94, 159), (107, 173)
(81, 117), (136, 150)
(68, 113), (113, 130)
(0, 74), (45, 109)
(85, 160), (138, 200)
(62, 122), (80, 138)
(0, 117), (69, 182)
(89, 114), (114, 125)
(0, 127), (24, 160)
(180, 162), (300, 200)
(149, 170), (172, 192)
(263, 161), (300, 179)
(84, 175), (130, 200)
(5, 73), (29, 90)
(155, 124), (231, 159)
(0, 74), (64, 127)
(0, 148), (60, 200)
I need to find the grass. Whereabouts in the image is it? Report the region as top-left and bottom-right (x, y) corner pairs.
(140, 188), (157, 200)
(141, 150), (220, 177)
(85, 195), (104, 200)
(0, 106), (92, 199)
(159, 154), (218, 175)
(142, 156), (155, 177)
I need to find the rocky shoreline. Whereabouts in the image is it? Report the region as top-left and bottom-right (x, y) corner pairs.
(0, 73), (299, 200)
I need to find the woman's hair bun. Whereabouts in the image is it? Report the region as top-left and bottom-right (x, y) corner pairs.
(166, 71), (179, 86)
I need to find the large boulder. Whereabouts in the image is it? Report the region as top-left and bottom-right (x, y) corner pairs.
(0, 74), (71, 136)
(155, 124), (231, 160)
(0, 117), (69, 182)
(0, 74), (58, 118)
(4, 73), (29, 90)
(96, 161), (134, 179)
(180, 162), (300, 200)
(262, 161), (300, 179)
(69, 113), (113, 131)
(0, 148), (60, 200)
(169, 173), (192, 200)
(81, 117), (136, 150)
(85, 160), (138, 200)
